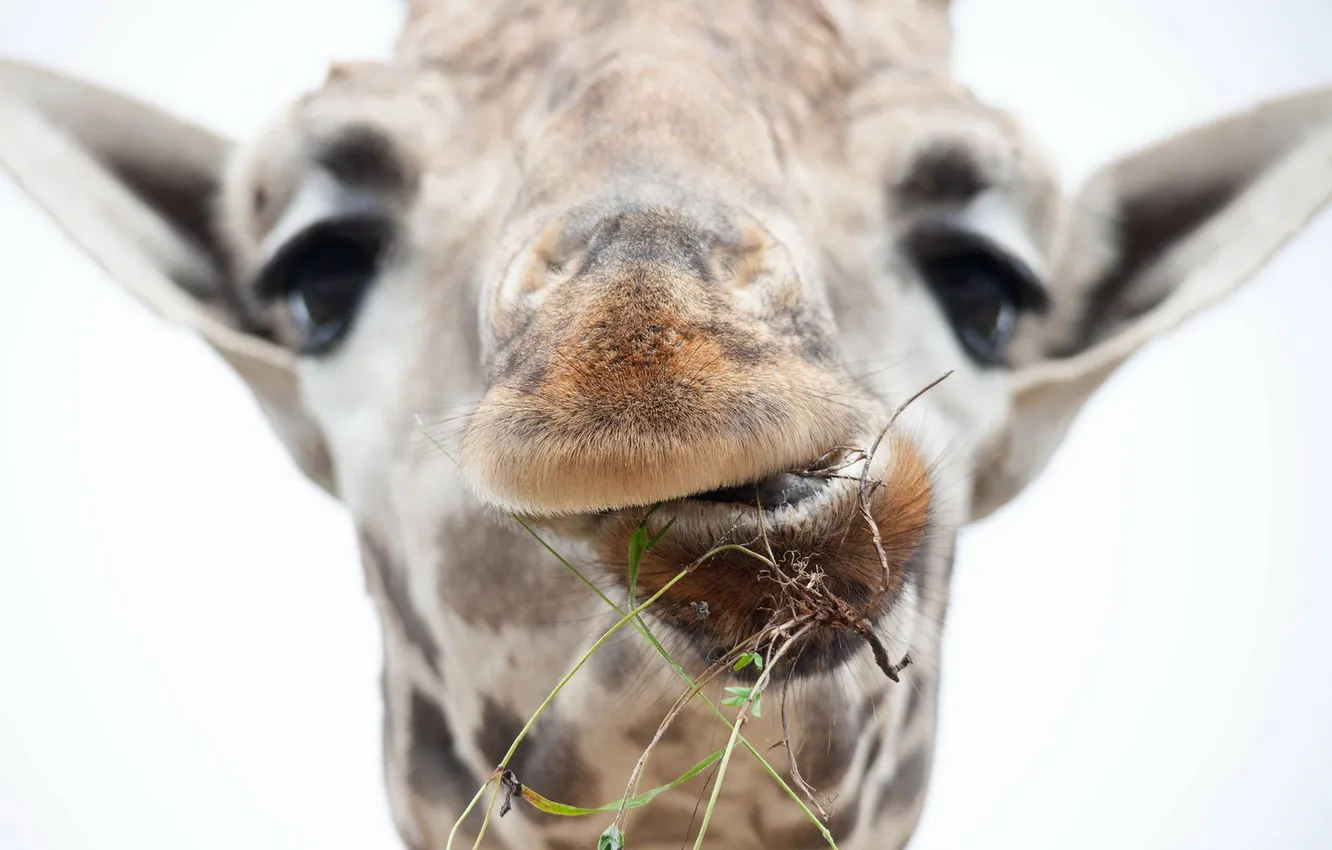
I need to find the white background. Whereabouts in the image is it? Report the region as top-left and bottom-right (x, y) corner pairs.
(2, 1), (1330, 848)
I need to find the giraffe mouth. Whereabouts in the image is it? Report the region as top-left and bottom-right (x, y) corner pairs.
(626, 452), (867, 547)
(583, 438), (932, 677)
(684, 470), (831, 510)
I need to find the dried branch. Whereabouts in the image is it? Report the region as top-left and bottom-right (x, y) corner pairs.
(857, 372), (953, 592)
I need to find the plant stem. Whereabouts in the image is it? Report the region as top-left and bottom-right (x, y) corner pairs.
(444, 782), (490, 850)
(417, 421), (838, 848)
(496, 568), (690, 770)
(447, 568), (691, 848)
(521, 534), (838, 847)
(692, 624), (812, 850)
(611, 648), (740, 832)
(636, 620), (838, 846)
(470, 778), (503, 850)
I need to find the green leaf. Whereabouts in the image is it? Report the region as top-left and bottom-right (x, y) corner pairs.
(629, 525), (648, 565)
(598, 825), (624, 850)
(733, 652), (763, 672)
(627, 522), (648, 608)
(646, 517), (676, 552)
(628, 515), (676, 610)
(722, 684), (763, 715)
(520, 749), (725, 818)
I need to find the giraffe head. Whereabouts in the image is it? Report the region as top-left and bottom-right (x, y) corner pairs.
(4, 1), (1330, 845)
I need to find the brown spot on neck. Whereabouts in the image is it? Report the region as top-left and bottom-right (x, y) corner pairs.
(875, 744), (933, 822)
(405, 689), (486, 815)
(474, 696), (597, 819)
(361, 532), (443, 676)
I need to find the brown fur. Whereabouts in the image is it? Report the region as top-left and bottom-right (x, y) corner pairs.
(595, 435), (932, 666)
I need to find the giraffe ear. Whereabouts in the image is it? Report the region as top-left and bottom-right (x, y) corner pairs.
(972, 87), (1332, 520)
(0, 60), (336, 496)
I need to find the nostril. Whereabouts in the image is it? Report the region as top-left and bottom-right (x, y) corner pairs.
(688, 472), (826, 509)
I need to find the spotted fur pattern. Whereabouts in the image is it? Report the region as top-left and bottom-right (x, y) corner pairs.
(8, 1), (1326, 848)
(198, 3), (1299, 847)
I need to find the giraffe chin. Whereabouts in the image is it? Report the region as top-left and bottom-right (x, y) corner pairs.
(588, 434), (934, 679)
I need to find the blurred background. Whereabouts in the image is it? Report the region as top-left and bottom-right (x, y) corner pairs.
(1, 1), (1330, 848)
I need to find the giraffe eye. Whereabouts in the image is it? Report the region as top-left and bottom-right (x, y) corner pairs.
(920, 248), (1020, 361)
(257, 216), (392, 355)
(908, 224), (1048, 366)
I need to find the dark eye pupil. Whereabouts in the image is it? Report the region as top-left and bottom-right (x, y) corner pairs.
(927, 256), (1010, 340)
(297, 271), (369, 328)
(260, 216), (391, 355)
(916, 243), (1030, 365)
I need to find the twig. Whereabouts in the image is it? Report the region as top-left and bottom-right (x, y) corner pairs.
(612, 589), (792, 833)
(780, 647), (831, 821)
(447, 568), (692, 849)
(794, 446), (866, 477)
(857, 372), (952, 592)
(609, 649), (738, 834)
(419, 418), (841, 848)
(692, 625), (815, 849)
(862, 624), (913, 683)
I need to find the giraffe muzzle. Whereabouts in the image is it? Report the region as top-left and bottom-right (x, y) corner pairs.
(577, 430), (935, 676)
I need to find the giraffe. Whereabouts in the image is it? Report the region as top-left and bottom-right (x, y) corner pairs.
(3, 2), (1332, 849)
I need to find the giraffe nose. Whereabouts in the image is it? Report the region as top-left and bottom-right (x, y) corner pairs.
(464, 201), (859, 515)
(574, 207), (717, 283)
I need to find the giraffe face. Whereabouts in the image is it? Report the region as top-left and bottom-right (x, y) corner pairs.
(5, 3), (1329, 846)
(208, 6), (1073, 671)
